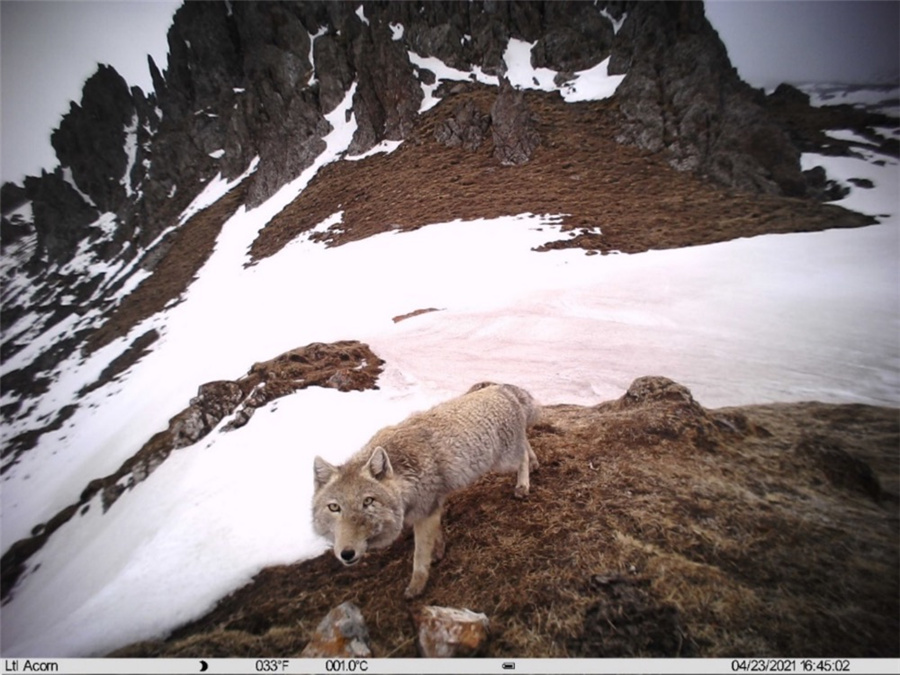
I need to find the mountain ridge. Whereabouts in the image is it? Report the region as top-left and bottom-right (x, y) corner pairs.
(3, 0), (894, 377)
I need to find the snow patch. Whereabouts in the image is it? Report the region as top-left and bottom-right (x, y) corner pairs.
(345, 139), (403, 160)
(407, 52), (499, 112)
(307, 26), (328, 86)
(503, 39), (558, 91)
(503, 38), (625, 102)
(61, 167), (97, 208)
(799, 82), (900, 117)
(801, 148), (899, 219)
(824, 129), (880, 146)
(600, 7), (627, 34)
(177, 157), (260, 226)
(121, 113), (139, 197)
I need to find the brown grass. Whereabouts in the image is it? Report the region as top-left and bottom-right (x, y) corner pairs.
(112, 379), (899, 658)
(249, 84), (872, 261)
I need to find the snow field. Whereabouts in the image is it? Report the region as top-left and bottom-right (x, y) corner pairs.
(2, 387), (428, 656)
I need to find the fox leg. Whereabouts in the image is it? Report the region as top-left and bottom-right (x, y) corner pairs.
(432, 506), (446, 562)
(405, 507), (443, 599)
(514, 437), (536, 499)
(528, 442), (539, 471)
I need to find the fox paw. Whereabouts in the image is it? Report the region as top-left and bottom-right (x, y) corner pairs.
(514, 484), (529, 499)
(404, 572), (428, 599)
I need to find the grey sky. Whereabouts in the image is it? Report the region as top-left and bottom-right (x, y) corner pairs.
(1, 0), (178, 185)
(706, 0), (900, 88)
(1, 1), (899, 186)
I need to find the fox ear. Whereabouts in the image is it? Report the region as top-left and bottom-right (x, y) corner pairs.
(313, 456), (337, 490)
(367, 446), (393, 481)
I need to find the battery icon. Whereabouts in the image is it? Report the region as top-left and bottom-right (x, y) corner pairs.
(502, 664), (515, 671)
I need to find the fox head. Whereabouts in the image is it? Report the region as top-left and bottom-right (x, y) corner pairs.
(312, 446), (405, 566)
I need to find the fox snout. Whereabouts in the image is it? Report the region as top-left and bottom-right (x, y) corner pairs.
(332, 532), (368, 566)
(338, 547), (361, 566)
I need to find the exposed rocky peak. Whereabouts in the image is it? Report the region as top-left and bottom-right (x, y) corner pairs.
(147, 2), (242, 198)
(50, 65), (139, 213)
(229, 1), (330, 204)
(610, 1), (807, 196)
(531, 1), (618, 72)
(345, 19), (424, 158)
(158, 2), (242, 124)
(22, 168), (100, 266)
(5, 0), (827, 277)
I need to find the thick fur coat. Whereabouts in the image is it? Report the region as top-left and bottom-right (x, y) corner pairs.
(312, 382), (539, 597)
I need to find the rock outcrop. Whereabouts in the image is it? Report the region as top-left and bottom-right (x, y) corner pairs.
(491, 77), (541, 165)
(414, 606), (491, 658)
(300, 602), (372, 658)
(6, 0), (876, 292)
(0, 340), (384, 602)
(610, 1), (807, 196)
(434, 100), (491, 150)
(50, 65), (140, 213)
(532, 1), (617, 72)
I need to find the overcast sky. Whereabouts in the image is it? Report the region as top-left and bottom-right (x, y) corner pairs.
(1, 1), (898, 186)
(706, 0), (900, 87)
(1, 0), (179, 186)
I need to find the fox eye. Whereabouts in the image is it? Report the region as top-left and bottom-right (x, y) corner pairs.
(363, 497), (375, 507)
(327, 503), (341, 513)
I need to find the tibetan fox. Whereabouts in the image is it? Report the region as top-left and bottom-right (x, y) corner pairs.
(312, 382), (539, 598)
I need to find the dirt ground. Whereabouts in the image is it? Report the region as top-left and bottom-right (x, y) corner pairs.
(113, 377), (899, 658)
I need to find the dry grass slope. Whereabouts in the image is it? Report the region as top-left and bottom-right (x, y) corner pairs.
(250, 85), (872, 261)
(113, 377), (899, 658)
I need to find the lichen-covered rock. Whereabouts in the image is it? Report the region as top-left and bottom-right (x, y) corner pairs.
(300, 602), (372, 658)
(414, 606), (490, 658)
(434, 101), (491, 150)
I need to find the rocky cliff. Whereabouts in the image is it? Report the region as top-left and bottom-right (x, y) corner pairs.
(3, 1), (882, 272)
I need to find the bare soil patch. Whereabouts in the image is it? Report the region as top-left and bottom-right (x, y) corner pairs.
(113, 377), (899, 658)
(250, 85), (873, 262)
